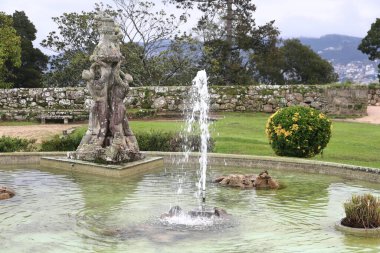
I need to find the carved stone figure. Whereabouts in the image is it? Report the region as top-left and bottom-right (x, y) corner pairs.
(70, 12), (143, 163)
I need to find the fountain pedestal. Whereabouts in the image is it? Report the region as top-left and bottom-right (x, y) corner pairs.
(40, 156), (163, 178)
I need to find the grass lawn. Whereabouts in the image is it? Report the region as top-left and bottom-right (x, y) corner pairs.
(0, 120), (39, 126)
(2, 112), (379, 168)
(212, 112), (380, 168)
(129, 113), (380, 168)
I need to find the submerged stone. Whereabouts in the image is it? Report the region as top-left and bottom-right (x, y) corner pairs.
(0, 186), (15, 200)
(214, 170), (280, 189)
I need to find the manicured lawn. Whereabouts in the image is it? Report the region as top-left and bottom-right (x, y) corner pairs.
(130, 113), (380, 168)
(212, 112), (380, 168)
(2, 113), (380, 168)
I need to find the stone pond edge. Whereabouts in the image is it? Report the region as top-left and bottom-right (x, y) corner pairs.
(1, 151), (380, 182)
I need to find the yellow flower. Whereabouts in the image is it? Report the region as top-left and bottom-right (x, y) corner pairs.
(291, 124), (299, 131)
(308, 126), (313, 131)
(292, 112), (300, 122)
(318, 113), (326, 119)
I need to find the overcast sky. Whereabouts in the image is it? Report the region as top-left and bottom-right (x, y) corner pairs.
(0, 0), (379, 53)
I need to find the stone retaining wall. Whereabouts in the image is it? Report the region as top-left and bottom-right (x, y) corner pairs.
(0, 85), (370, 120)
(368, 87), (380, 106)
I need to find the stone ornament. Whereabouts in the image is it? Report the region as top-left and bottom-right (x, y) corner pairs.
(70, 12), (143, 163)
(213, 170), (280, 189)
(0, 186), (15, 200)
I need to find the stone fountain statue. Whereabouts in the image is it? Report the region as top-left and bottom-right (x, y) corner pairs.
(69, 12), (143, 163)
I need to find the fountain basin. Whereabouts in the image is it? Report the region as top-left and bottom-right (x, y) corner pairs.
(2, 159), (380, 252)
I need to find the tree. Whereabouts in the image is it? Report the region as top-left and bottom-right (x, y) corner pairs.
(41, 9), (101, 86)
(42, 1), (194, 86)
(358, 18), (380, 81)
(281, 39), (338, 84)
(251, 39), (338, 85)
(170, 0), (279, 85)
(250, 37), (285, 85)
(6, 11), (48, 88)
(0, 12), (21, 88)
(113, 0), (194, 85)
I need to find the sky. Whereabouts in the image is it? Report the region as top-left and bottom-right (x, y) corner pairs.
(0, 0), (379, 54)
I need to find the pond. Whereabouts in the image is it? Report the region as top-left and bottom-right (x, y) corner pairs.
(1, 164), (380, 253)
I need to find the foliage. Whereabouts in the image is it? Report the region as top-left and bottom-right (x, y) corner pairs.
(358, 18), (380, 81)
(280, 39), (338, 84)
(0, 136), (36, 152)
(135, 130), (173, 151)
(343, 194), (380, 228)
(39, 126), (214, 152)
(0, 12), (21, 88)
(265, 106), (332, 158)
(42, 51), (90, 87)
(368, 82), (380, 89)
(127, 109), (157, 119)
(5, 11), (47, 88)
(42, 1), (194, 87)
(40, 129), (85, 151)
(114, 0), (196, 86)
(41, 9), (101, 87)
(251, 39), (338, 85)
(170, 0), (279, 85)
(135, 130), (215, 152)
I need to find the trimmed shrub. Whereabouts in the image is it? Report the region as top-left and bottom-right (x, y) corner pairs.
(40, 128), (215, 152)
(342, 194), (380, 228)
(0, 136), (36, 152)
(135, 130), (173, 152)
(40, 129), (84, 151)
(135, 130), (215, 152)
(266, 106), (331, 158)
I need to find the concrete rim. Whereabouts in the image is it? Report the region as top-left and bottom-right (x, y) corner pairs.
(335, 219), (380, 237)
(1, 151), (380, 182)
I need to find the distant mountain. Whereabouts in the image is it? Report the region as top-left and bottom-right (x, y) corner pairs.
(299, 34), (378, 83)
(299, 34), (370, 64)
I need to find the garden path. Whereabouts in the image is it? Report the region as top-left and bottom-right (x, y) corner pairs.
(0, 124), (84, 143)
(344, 106), (380, 125)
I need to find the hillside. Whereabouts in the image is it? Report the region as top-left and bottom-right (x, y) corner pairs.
(299, 34), (378, 83)
(299, 34), (369, 64)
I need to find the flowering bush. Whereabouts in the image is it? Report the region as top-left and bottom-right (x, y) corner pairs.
(265, 106), (331, 158)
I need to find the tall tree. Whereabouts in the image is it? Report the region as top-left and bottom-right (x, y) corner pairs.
(358, 18), (380, 81)
(42, 1), (194, 86)
(113, 0), (193, 85)
(6, 11), (48, 88)
(41, 9), (101, 86)
(251, 39), (338, 85)
(281, 39), (338, 84)
(0, 12), (21, 88)
(170, 0), (279, 85)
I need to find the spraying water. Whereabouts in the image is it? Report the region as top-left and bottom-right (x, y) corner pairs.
(184, 70), (210, 208)
(161, 71), (231, 225)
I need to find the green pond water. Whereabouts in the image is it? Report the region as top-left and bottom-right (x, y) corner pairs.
(1, 164), (380, 253)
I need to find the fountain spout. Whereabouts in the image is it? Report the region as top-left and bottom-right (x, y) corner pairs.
(185, 70), (210, 207)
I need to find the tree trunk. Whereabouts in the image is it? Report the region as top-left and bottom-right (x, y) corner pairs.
(226, 0), (233, 46)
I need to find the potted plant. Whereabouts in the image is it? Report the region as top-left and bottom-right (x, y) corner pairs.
(335, 193), (380, 237)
